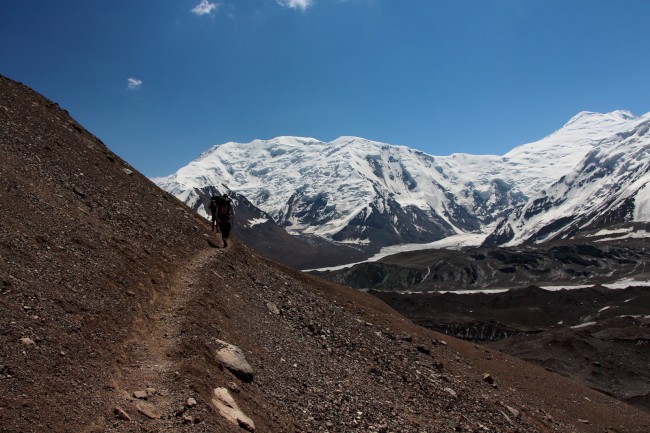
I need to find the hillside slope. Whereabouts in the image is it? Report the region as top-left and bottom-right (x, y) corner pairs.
(2, 75), (650, 432)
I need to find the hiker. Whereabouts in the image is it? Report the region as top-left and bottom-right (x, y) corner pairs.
(215, 193), (235, 247)
(209, 195), (220, 233)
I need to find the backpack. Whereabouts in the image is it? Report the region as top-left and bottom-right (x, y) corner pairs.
(216, 197), (233, 222)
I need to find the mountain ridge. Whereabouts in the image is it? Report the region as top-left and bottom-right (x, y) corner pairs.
(156, 110), (649, 260)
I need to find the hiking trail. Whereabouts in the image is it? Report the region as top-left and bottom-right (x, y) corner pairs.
(105, 245), (223, 430)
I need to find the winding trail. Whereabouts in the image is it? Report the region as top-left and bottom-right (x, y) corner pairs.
(106, 245), (222, 430)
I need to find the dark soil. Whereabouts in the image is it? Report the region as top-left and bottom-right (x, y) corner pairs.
(2, 74), (650, 432)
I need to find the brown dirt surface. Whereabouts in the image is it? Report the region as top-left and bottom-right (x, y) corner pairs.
(2, 73), (650, 432)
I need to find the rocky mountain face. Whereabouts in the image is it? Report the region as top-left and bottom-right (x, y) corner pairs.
(7, 74), (650, 432)
(155, 111), (649, 262)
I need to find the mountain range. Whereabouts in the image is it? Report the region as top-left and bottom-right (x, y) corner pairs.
(155, 110), (650, 264)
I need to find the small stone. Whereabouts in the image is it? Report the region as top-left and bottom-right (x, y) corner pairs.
(20, 337), (34, 346)
(578, 419), (590, 424)
(145, 387), (157, 397)
(186, 397), (197, 408)
(416, 344), (431, 355)
(73, 186), (85, 198)
(133, 390), (148, 399)
(266, 302), (281, 315)
(227, 382), (241, 393)
(136, 401), (162, 419)
(113, 406), (131, 422)
(212, 387), (256, 432)
(482, 373), (494, 384)
(505, 405), (520, 418)
(443, 387), (457, 397)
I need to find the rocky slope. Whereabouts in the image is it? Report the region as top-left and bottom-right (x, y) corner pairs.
(373, 285), (650, 413)
(3, 74), (650, 433)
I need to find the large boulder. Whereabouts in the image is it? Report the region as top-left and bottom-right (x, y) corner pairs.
(214, 339), (255, 383)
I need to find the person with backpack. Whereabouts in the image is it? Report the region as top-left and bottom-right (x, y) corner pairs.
(209, 195), (220, 233)
(214, 193), (235, 247)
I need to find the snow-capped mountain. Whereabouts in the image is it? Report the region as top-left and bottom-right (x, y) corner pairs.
(484, 112), (650, 246)
(154, 110), (649, 251)
(154, 137), (511, 248)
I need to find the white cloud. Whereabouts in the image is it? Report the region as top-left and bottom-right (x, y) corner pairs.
(192, 0), (218, 16)
(127, 78), (143, 90)
(277, 0), (313, 11)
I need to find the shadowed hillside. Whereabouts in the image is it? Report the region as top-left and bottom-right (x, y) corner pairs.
(2, 74), (650, 432)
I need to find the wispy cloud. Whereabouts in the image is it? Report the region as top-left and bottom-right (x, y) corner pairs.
(192, 0), (219, 16)
(127, 78), (143, 90)
(277, 0), (313, 11)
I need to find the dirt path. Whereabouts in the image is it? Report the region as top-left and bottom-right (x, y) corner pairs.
(103, 245), (223, 431)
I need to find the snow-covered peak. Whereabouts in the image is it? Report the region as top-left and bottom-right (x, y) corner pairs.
(502, 110), (644, 196)
(564, 110), (636, 129)
(262, 136), (322, 146)
(156, 109), (650, 251)
(552, 110), (638, 145)
(156, 135), (509, 240)
(485, 112), (650, 246)
(507, 111), (639, 158)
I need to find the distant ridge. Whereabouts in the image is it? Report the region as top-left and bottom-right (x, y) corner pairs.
(156, 110), (650, 258)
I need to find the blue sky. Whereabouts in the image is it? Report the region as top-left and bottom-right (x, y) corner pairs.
(2, 0), (650, 177)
